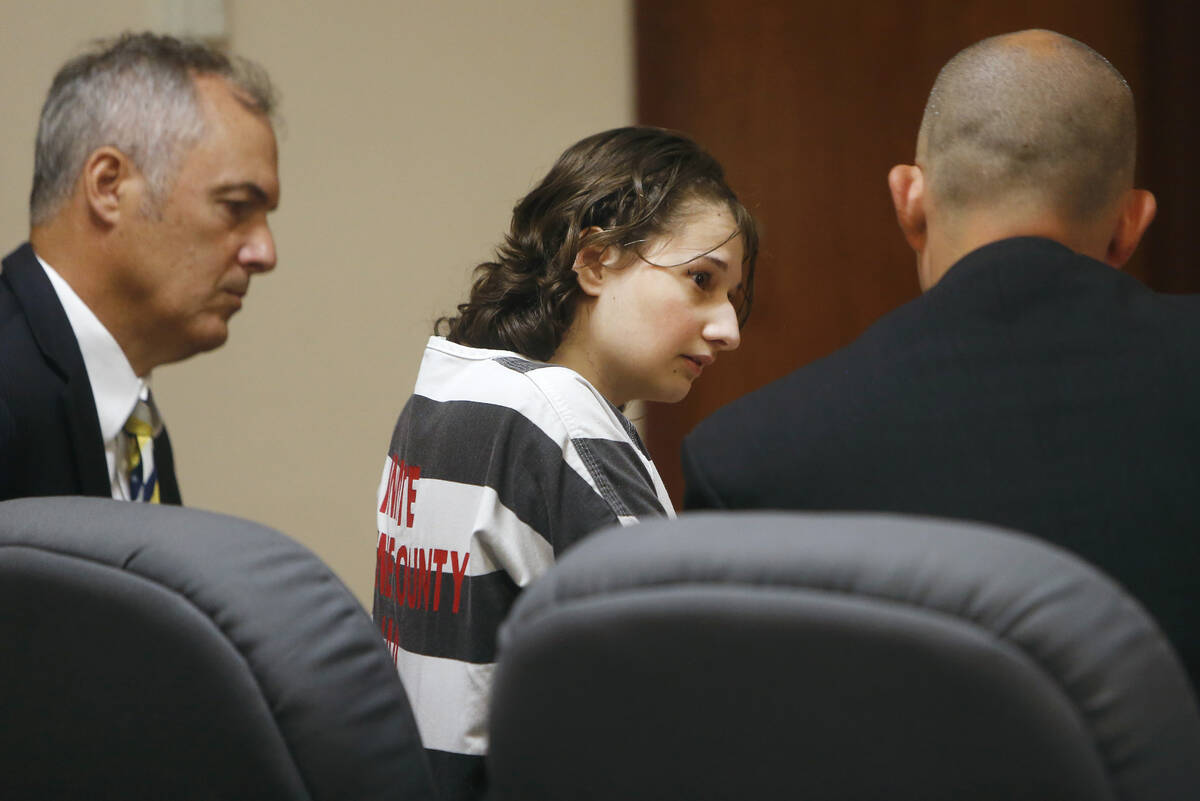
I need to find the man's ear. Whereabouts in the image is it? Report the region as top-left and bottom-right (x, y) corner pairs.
(888, 164), (927, 254)
(81, 146), (136, 227)
(1104, 188), (1156, 268)
(572, 226), (619, 297)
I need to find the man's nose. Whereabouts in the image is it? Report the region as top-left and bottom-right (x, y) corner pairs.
(240, 224), (276, 273)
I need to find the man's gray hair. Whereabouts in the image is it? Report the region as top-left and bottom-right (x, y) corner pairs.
(30, 31), (278, 226)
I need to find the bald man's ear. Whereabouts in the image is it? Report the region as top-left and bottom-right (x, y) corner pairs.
(1104, 189), (1156, 269)
(888, 164), (927, 254)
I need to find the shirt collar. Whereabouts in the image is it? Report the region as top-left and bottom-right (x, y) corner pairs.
(37, 253), (149, 442)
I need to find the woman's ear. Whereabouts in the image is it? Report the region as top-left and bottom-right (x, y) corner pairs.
(572, 226), (616, 297)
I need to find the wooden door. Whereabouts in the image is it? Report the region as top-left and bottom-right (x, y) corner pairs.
(637, 0), (1191, 505)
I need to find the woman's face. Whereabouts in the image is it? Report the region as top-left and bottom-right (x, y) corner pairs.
(558, 201), (745, 407)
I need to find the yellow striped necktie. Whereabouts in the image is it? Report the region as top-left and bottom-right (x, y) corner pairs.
(123, 394), (160, 503)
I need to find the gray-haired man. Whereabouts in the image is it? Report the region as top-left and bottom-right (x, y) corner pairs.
(1, 32), (280, 503)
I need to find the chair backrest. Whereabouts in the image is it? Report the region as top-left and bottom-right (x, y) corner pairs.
(0, 496), (435, 801)
(487, 512), (1200, 801)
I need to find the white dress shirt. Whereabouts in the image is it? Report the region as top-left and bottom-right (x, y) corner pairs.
(38, 254), (153, 500)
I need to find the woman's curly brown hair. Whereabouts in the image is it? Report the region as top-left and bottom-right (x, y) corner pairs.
(438, 126), (758, 360)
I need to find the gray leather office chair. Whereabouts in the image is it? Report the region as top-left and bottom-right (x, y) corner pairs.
(488, 512), (1200, 800)
(0, 496), (435, 801)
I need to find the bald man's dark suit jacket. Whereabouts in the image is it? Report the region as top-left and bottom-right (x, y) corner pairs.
(0, 243), (181, 503)
(683, 237), (1200, 684)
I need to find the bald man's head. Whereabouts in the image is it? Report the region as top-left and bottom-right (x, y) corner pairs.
(917, 30), (1136, 223)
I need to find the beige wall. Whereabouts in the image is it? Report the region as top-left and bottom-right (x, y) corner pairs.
(1, 1), (634, 605)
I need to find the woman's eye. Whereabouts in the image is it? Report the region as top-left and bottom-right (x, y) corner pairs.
(688, 269), (712, 289)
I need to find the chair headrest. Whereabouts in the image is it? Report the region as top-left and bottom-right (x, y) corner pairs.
(0, 496), (434, 801)
(492, 512), (1200, 800)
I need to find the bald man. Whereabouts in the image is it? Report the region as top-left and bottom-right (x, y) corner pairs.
(682, 30), (1200, 682)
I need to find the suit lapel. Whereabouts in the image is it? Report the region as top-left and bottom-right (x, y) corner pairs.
(2, 243), (111, 497)
(154, 428), (183, 505)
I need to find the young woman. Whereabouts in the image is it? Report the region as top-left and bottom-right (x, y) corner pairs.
(372, 126), (757, 800)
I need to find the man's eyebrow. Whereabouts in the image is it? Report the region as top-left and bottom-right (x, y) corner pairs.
(213, 182), (276, 208)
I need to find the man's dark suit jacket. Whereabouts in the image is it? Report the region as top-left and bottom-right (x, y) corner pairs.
(683, 236), (1200, 683)
(0, 242), (181, 503)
